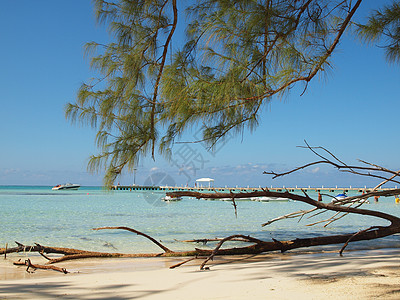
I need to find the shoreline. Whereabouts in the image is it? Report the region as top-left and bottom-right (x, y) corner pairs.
(1, 248), (400, 299)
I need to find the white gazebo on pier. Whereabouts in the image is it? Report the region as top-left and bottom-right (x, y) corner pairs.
(196, 178), (214, 188)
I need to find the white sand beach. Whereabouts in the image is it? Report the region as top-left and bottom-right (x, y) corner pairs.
(1, 248), (400, 299)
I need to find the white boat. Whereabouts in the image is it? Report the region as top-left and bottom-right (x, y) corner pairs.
(162, 195), (182, 202)
(331, 193), (347, 203)
(52, 183), (81, 190)
(251, 196), (290, 202)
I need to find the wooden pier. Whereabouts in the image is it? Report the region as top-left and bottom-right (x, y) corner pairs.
(110, 185), (391, 194)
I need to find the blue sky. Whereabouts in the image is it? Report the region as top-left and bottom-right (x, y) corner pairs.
(1, 0), (399, 188)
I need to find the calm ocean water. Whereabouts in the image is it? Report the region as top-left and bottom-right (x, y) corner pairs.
(1, 186), (399, 254)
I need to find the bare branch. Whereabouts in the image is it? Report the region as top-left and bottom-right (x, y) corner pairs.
(93, 226), (173, 253)
(13, 259), (69, 274)
(200, 235), (264, 270)
(262, 208), (317, 227)
(339, 226), (384, 256)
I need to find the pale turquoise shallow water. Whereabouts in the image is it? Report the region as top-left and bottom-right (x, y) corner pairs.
(1, 186), (399, 254)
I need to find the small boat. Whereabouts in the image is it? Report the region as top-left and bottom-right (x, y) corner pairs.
(52, 183), (81, 190)
(162, 195), (182, 202)
(251, 196), (290, 202)
(331, 193), (347, 203)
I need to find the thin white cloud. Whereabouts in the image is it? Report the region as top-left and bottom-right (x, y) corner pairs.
(311, 167), (320, 174)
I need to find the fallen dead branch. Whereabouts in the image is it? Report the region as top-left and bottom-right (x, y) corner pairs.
(3, 213), (400, 270)
(13, 258), (69, 274)
(338, 226), (384, 256)
(166, 143), (400, 268)
(93, 226), (173, 253)
(1, 241), (170, 264)
(169, 257), (198, 269)
(199, 235), (265, 270)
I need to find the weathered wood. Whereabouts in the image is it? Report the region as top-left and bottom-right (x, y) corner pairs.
(92, 226), (173, 253)
(199, 235), (264, 270)
(13, 259), (69, 274)
(3, 221), (400, 269)
(169, 257), (197, 269)
(339, 226), (383, 256)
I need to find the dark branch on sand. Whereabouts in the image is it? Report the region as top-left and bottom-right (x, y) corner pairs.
(13, 258), (69, 274)
(93, 226), (173, 253)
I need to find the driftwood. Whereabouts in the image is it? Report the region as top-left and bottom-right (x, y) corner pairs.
(13, 258), (69, 274)
(93, 226), (173, 253)
(1, 242), (163, 265)
(168, 189), (400, 253)
(166, 144), (400, 268)
(169, 257), (198, 269)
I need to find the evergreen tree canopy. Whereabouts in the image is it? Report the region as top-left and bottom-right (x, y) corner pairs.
(66, 0), (395, 186)
(357, 1), (400, 63)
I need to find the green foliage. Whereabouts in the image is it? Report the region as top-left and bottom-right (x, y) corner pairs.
(66, 0), (364, 186)
(357, 1), (400, 64)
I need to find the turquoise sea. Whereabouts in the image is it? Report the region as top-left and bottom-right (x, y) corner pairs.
(1, 186), (399, 254)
